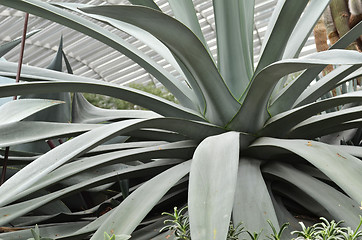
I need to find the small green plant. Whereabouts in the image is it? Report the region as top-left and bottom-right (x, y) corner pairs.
(27, 225), (54, 240)
(314, 217), (345, 240)
(160, 206), (244, 240)
(227, 221), (245, 240)
(84, 82), (178, 110)
(267, 220), (289, 240)
(160, 206), (190, 240)
(338, 216), (362, 240)
(246, 230), (263, 240)
(292, 216), (362, 240)
(103, 232), (131, 240)
(291, 221), (318, 240)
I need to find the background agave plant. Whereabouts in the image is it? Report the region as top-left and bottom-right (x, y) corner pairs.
(0, 0), (361, 239)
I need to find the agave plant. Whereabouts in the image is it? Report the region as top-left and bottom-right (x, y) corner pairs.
(0, 0), (361, 240)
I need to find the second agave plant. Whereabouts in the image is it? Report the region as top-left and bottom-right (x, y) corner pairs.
(0, 0), (361, 239)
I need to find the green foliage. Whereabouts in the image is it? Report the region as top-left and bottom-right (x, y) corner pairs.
(83, 82), (178, 110)
(103, 232), (131, 240)
(27, 225), (54, 240)
(314, 217), (345, 240)
(291, 221), (317, 240)
(292, 216), (362, 240)
(161, 206), (190, 240)
(0, 0), (361, 240)
(160, 206), (244, 240)
(267, 220), (290, 240)
(247, 230), (263, 240)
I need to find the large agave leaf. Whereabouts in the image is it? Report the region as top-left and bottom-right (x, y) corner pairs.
(129, 0), (160, 11)
(0, 118), (225, 206)
(0, 222), (89, 240)
(0, 159), (180, 226)
(167, 0), (211, 57)
(288, 106), (362, 138)
(0, 29), (39, 57)
(269, 21), (362, 115)
(16, 38), (72, 153)
(52, 2), (199, 110)
(90, 160), (191, 239)
(81, 5), (241, 126)
(0, 79), (204, 121)
(86, 141), (167, 155)
(188, 132), (240, 240)
(0, 121), (98, 148)
(263, 162), (360, 228)
(228, 50), (362, 133)
(337, 67), (362, 85)
(255, 0), (308, 74)
(273, 0), (333, 94)
(293, 65), (361, 107)
(0, 0), (198, 110)
(14, 140), (196, 203)
(334, 145), (362, 158)
(19, 37), (71, 122)
(0, 119), (140, 207)
(282, 0), (331, 59)
(249, 138), (362, 203)
(0, 99), (62, 124)
(72, 93), (160, 123)
(213, 0), (254, 97)
(233, 158), (279, 239)
(310, 119), (362, 139)
(261, 91), (362, 137)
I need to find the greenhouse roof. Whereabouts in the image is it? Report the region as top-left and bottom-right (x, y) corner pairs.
(0, 0), (317, 86)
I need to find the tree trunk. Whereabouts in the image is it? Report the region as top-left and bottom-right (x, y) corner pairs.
(313, 16), (335, 84)
(330, 0), (359, 50)
(348, 0), (362, 50)
(323, 6), (340, 45)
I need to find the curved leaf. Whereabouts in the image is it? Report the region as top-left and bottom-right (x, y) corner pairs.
(261, 91), (362, 137)
(233, 158), (279, 238)
(14, 140), (196, 203)
(72, 93), (161, 123)
(0, 0), (197, 110)
(0, 117), (225, 206)
(228, 50), (362, 133)
(81, 5), (241, 126)
(333, 145), (362, 158)
(0, 99), (63, 124)
(255, 0), (308, 74)
(263, 162), (360, 227)
(168, 0), (211, 58)
(53, 2), (198, 110)
(282, 0), (331, 59)
(294, 65), (361, 107)
(290, 118), (362, 139)
(0, 79), (204, 121)
(289, 106), (362, 138)
(0, 222), (88, 240)
(213, 0), (254, 97)
(249, 137), (362, 203)
(90, 161), (191, 239)
(269, 21), (362, 115)
(0, 121), (99, 148)
(0, 159), (181, 226)
(129, 0), (160, 11)
(188, 132), (240, 240)
(0, 29), (40, 57)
